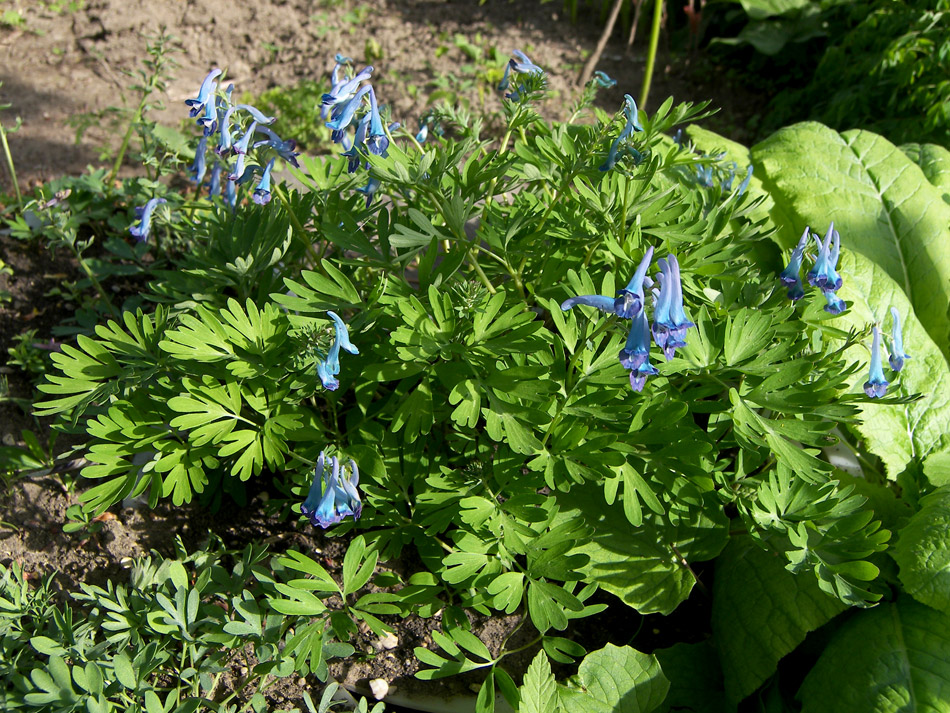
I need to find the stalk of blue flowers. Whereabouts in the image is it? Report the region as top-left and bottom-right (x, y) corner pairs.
(300, 451), (362, 528)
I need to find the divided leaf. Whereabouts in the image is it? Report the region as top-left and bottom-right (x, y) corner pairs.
(892, 485), (950, 615)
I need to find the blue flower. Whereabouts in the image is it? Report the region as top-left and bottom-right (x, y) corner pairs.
(225, 169), (237, 209)
(365, 87), (387, 156)
(864, 326), (888, 398)
(215, 106), (235, 156)
(253, 126), (300, 168)
(356, 177), (381, 207)
(822, 289), (846, 315)
(780, 228), (810, 301)
(209, 161), (222, 198)
(620, 310), (659, 392)
(300, 451), (362, 528)
(129, 198), (166, 243)
(888, 307), (911, 372)
(342, 114), (372, 173)
(190, 136), (208, 185)
(232, 104), (276, 126)
(561, 246), (655, 319)
(498, 49), (544, 93)
(416, 121), (429, 143)
(316, 311), (360, 391)
(253, 158), (276, 206)
(327, 85), (372, 133)
(652, 254), (694, 360)
(591, 71), (617, 88)
(185, 68), (222, 118)
(233, 121), (258, 155)
(806, 223), (842, 292)
(322, 65), (374, 118)
(599, 94), (644, 171)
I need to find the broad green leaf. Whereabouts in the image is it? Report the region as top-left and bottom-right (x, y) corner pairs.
(892, 485), (950, 615)
(712, 537), (846, 703)
(901, 143), (950, 197)
(572, 644), (670, 713)
(834, 250), (950, 479)
(520, 651), (557, 713)
(753, 123), (950, 356)
(799, 597), (950, 713)
(656, 642), (734, 713)
(738, 0), (810, 19)
(557, 487), (728, 615)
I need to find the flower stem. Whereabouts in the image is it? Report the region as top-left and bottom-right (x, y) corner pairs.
(0, 119), (22, 208)
(639, 0), (664, 109)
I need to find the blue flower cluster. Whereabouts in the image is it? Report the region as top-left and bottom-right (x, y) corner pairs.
(185, 68), (299, 208)
(864, 307), (911, 398)
(561, 246), (694, 392)
(301, 451), (362, 528)
(128, 198), (166, 243)
(600, 94), (644, 172)
(780, 224), (845, 313)
(671, 130), (753, 196)
(323, 54), (396, 206)
(497, 50), (545, 101)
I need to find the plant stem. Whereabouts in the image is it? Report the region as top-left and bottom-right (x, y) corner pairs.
(639, 0), (664, 108)
(109, 92), (150, 185)
(0, 120), (21, 208)
(72, 246), (120, 321)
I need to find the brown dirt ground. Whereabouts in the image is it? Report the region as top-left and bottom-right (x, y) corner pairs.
(0, 1), (748, 709)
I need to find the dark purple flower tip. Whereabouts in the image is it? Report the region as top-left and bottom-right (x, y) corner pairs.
(619, 349), (649, 371)
(787, 282), (805, 301)
(822, 290), (846, 315)
(252, 190), (271, 206)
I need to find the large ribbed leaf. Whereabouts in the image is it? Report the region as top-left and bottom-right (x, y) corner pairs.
(799, 598), (950, 713)
(892, 485), (950, 615)
(712, 537), (846, 703)
(752, 122), (950, 357)
(902, 143), (950, 197)
(834, 250), (950, 481)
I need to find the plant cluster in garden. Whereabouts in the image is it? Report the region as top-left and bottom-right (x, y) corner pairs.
(5, 31), (950, 713)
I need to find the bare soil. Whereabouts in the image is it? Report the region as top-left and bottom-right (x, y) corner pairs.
(0, 1), (749, 709)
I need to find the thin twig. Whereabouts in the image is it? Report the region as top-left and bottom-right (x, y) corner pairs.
(577, 0), (627, 87)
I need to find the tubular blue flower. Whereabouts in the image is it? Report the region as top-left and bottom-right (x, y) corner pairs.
(322, 66), (374, 118)
(780, 228), (809, 301)
(342, 114), (372, 173)
(326, 85), (372, 133)
(620, 310), (659, 392)
(234, 164), (262, 185)
(209, 161), (222, 198)
(300, 451), (362, 528)
(822, 289), (846, 315)
(233, 121), (258, 155)
(316, 311), (360, 391)
(252, 158), (276, 206)
(225, 170), (237, 209)
(806, 223), (843, 292)
(356, 177), (381, 207)
(652, 255), (694, 360)
(129, 198), (166, 243)
(599, 94), (643, 171)
(365, 87), (387, 156)
(561, 246), (655, 319)
(232, 104), (276, 125)
(216, 106), (235, 156)
(253, 126), (300, 168)
(185, 68), (222, 118)
(888, 307), (911, 372)
(864, 326), (889, 398)
(190, 136), (208, 184)
(416, 120), (429, 143)
(498, 49), (544, 92)
(591, 70), (617, 88)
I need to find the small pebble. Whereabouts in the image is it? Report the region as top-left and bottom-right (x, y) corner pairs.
(370, 679), (389, 700)
(297, 677), (306, 686)
(376, 632), (398, 650)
